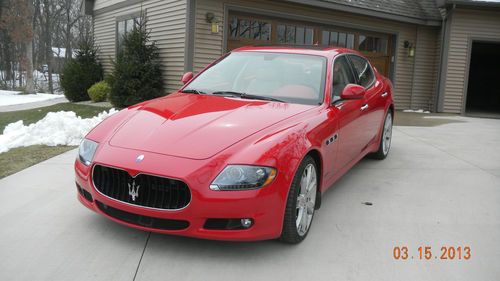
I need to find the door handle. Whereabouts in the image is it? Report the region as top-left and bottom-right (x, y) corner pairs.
(381, 92), (388, 97)
(360, 104), (369, 111)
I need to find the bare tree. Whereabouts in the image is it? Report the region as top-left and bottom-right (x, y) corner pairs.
(0, 0), (89, 93)
(0, 0), (35, 93)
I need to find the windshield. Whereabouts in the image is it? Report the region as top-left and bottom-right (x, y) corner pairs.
(183, 52), (327, 105)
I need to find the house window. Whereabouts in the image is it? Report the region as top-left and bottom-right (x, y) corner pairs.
(229, 17), (271, 41)
(277, 24), (314, 45)
(117, 15), (141, 52)
(321, 30), (355, 49)
(358, 35), (388, 54)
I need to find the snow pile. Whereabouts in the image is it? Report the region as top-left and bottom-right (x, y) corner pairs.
(0, 109), (118, 153)
(402, 109), (431, 114)
(0, 90), (65, 106)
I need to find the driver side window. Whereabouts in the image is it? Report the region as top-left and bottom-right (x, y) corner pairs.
(332, 56), (355, 102)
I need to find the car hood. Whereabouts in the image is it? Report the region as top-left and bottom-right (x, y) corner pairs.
(108, 93), (314, 160)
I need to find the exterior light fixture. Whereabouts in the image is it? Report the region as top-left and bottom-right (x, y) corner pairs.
(404, 40), (415, 57)
(206, 12), (220, 34)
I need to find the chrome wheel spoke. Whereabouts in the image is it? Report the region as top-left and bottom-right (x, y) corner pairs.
(300, 173), (308, 195)
(306, 201), (315, 214)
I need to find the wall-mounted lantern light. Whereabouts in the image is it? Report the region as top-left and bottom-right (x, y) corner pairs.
(404, 40), (415, 57)
(206, 12), (219, 34)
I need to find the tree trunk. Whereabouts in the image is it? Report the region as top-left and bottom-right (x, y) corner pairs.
(43, 0), (53, 94)
(24, 0), (35, 94)
(25, 40), (35, 94)
(65, 3), (71, 60)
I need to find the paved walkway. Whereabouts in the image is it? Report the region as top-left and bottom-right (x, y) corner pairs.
(0, 97), (68, 112)
(0, 115), (499, 281)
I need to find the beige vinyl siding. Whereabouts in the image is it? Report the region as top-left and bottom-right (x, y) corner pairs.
(193, 0), (224, 72)
(94, 0), (128, 10)
(411, 26), (440, 110)
(93, 0), (187, 93)
(193, 0), (432, 110)
(443, 8), (500, 113)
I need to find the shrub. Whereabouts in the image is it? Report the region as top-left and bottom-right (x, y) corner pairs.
(88, 81), (110, 102)
(108, 13), (163, 108)
(60, 39), (103, 102)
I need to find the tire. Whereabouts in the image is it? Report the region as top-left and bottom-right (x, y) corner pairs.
(369, 110), (393, 160)
(280, 155), (318, 244)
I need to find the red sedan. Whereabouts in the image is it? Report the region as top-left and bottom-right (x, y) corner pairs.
(75, 46), (394, 243)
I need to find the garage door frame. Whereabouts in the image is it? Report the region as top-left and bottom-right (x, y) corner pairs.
(462, 37), (500, 115)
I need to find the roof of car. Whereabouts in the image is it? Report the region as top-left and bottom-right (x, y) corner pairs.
(231, 45), (360, 57)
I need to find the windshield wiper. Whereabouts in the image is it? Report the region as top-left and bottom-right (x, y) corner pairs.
(182, 89), (207, 95)
(211, 91), (285, 103)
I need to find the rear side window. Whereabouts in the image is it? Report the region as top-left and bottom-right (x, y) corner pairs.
(348, 55), (375, 88)
(332, 56), (356, 102)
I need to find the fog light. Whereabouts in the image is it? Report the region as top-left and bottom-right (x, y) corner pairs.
(241, 218), (253, 228)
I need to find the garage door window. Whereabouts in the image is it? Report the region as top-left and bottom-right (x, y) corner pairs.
(277, 24), (314, 45)
(229, 17), (271, 41)
(359, 35), (388, 54)
(321, 30), (354, 49)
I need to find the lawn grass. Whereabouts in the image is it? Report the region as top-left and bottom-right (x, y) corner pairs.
(0, 145), (76, 178)
(0, 103), (112, 179)
(0, 102), (111, 132)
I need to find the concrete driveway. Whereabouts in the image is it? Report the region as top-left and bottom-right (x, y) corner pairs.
(0, 114), (499, 281)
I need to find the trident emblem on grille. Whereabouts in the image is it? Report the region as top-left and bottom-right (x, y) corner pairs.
(128, 181), (140, 201)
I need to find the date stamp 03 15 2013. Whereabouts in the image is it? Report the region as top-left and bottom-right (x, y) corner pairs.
(393, 246), (471, 261)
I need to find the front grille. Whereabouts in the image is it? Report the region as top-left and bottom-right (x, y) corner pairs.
(92, 165), (191, 210)
(96, 201), (189, 230)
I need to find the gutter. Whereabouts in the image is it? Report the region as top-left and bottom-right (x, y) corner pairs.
(435, 4), (455, 112)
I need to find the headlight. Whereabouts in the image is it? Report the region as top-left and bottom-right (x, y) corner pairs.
(210, 165), (277, 191)
(78, 139), (98, 166)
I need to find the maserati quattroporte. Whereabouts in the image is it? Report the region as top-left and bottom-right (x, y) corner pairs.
(75, 46), (394, 243)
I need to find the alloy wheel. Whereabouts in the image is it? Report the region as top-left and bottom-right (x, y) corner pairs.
(296, 163), (317, 236)
(382, 113), (393, 155)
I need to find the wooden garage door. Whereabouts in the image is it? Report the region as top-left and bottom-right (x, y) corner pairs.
(227, 13), (392, 77)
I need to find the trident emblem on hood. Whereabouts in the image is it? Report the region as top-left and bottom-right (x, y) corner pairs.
(128, 181), (140, 201)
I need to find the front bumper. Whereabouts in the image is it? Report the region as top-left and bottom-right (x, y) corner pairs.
(74, 147), (288, 241)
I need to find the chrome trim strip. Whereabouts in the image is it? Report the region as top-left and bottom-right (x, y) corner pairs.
(91, 163), (191, 212)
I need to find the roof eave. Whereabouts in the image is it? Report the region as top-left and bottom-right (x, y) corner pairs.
(282, 0), (442, 26)
(444, 0), (500, 8)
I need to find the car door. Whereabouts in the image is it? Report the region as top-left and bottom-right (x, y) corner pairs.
(331, 55), (366, 172)
(347, 55), (385, 149)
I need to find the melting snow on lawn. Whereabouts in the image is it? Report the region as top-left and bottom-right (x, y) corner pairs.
(0, 90), (65, 106)
(0, 109), (118, 153)
(402, 109), (431, 114)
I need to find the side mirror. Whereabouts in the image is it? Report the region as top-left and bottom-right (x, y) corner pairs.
(181, 72), (193, 85)
(340, 84), (365, 100)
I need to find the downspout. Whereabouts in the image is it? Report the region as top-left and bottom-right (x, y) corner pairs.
(435, 4), (455, 112)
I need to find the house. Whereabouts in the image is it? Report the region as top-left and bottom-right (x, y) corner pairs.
(84, 0), (500, 115)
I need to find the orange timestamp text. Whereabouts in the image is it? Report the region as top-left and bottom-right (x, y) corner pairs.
(393, 246), (471, 260)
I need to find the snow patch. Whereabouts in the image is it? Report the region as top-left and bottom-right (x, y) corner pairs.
(402, 109), (431, 114)
(0, 90), (65, 106)
(0, 109), (118, 153)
